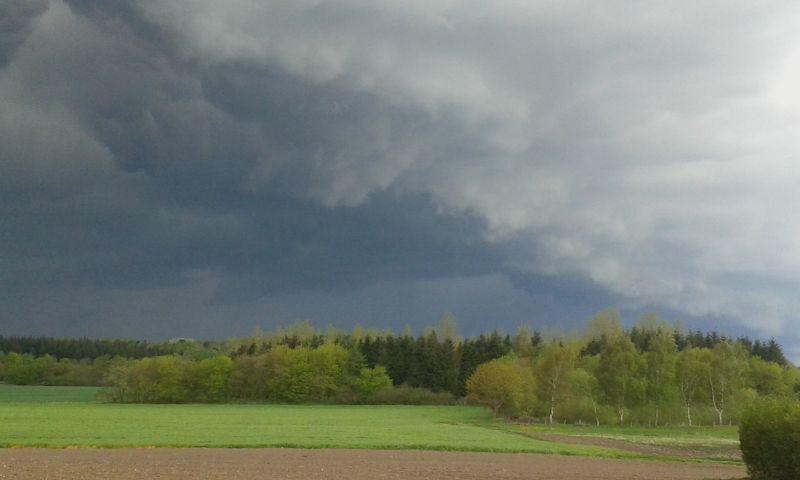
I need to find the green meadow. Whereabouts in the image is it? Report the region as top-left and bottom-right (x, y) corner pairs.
(0, 385), (736, 463)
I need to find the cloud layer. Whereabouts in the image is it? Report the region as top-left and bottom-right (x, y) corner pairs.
(2, 1), (800, 360)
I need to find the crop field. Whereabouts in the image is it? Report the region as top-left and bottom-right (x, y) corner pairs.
(0, 385), (618, 456)
(0, 385), (736, 458)
(0, 385), (747, 479)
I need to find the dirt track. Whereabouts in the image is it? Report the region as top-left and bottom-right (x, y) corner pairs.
(530, 434), (742, 462)
(0, 448), (746, 480)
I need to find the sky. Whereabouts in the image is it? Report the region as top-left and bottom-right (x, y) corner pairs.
(2, 1), (800, 362)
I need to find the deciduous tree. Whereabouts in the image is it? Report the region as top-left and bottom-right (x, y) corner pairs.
(466, 358), (536, 417)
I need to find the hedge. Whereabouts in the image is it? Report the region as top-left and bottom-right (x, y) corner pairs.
(739, 398), (800, 480)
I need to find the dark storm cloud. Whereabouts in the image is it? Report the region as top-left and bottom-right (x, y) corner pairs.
(0, 2), (502, 302)
(0, 0), (49, 67)
(2, 1), (800, 360)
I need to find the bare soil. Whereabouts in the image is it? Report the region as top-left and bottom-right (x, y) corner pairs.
(0, 448), (746, 480)
(531, 433), (743, 461)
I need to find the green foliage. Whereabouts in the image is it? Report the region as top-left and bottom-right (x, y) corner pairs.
(706, 342), (748, 425)
(229, 355), (270, 400)
(595, 335), (645, 425)
(368, 385), (455, 405)
(533, 341), (579, 424)
(566, 366), (602, 425)
(643, 328), (677, 426)
(187, 356), (234, 402)
(675, 347), (707, 427)
(747, 357), (791, 397)
(0, 352), (125, 387)
(466, 357), (536, 417)
(0, 336), (174, 360)
(264, 344), (357, 402)
(353, 366), (393, 399)
(0, 384), (103, 403)
(739, 398), (800, 480)
(103, 346), (447, 406)
(118, 356), (192, 403)
(512, 325), (541, 359)
(0, 353), (70, 385)
(2, 311), (796, 426)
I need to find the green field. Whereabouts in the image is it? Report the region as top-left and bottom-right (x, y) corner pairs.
(0, 404), (619, 455)
(0, 385), (738, 462)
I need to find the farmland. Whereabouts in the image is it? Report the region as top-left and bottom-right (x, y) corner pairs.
(0, 385), (747, 479)
(0, 385), (620, 455)
(0, 384), (740, 458)
(505, 423), (741, 462)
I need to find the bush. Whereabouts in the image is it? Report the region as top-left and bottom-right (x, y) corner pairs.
(263, 344), (358, 402)
(369, 385), (456, 405)
(739, 398), (800, 480)
(186, 356), (233, 402)
(229, 355), (270, 400)
(0, 353), (59, 385)
(352, 366), (393, 400)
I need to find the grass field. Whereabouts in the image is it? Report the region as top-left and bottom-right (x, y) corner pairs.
(0, 385), (739, 463)
(0, 403), (624, 455)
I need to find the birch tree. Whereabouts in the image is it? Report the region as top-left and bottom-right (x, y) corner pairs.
(596, 335), (644, 425)
(534, 341), (579, 424)
(705, 342), (746, 425)
(675, 347), (706, 427)
(644, 329), (677, 426)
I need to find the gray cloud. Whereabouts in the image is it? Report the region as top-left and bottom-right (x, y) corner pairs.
(0, 0), (49, 67)
(2, 1), (799, 360)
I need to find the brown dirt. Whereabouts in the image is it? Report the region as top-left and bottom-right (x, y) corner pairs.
(0, 448), (746, 480)
(531, 433), (743, 461)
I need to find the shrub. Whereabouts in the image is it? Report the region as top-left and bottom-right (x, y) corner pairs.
(352, 366), (393, 399)
(186, 356), (233, 402)
(264, 344), (357, 402)
(229, 355), (270, 400)
(106, 355), (193, 403)
(369, 385), (456, 405)
(0, 353), (57, 385)
(739, 398), (800, 480)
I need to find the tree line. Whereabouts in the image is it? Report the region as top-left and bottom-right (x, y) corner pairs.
(465, 311), (798, 425)
(1, 310), (797, 425)
(0, 336), (177, 360)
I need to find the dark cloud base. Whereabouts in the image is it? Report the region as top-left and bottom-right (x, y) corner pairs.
(1, 1), (798, 363)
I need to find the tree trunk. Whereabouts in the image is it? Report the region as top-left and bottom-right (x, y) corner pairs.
(618, 406), (625, 425)
(549, 403), (555, 425)
(593, 401), (600, 427)
(492, 401), (502, 418)
(655, 405), (660, 427)
(686, 404), (692, 427)
(709, 377), (724, 426)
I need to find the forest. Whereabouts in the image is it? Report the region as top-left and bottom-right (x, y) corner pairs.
(1, 310), (797, 426)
